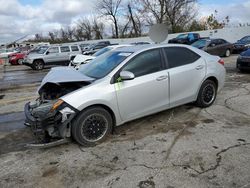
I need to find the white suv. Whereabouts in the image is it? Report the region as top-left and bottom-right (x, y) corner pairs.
(23, 45), (82, 70)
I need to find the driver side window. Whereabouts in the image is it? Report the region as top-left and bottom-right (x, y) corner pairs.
(122, 49), (163, 77)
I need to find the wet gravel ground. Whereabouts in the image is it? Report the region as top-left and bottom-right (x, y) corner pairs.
(0, 55), (250, 188)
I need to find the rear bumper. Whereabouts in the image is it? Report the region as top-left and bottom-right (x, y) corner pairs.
(233, 46), (248, 53)
(237, 59), (250, 70)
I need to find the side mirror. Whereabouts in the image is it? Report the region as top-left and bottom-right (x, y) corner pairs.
(210, 43), (216, 47)
(119, 71), (135, 81)
(46, 51), (49, 55)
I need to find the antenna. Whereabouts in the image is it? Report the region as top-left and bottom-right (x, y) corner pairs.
(149, 24), (168, 43)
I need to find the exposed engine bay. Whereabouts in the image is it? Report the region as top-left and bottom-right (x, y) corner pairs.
(38, 81), (89, 100)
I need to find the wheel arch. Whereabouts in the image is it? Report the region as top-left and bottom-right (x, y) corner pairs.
(33, 58), (45, 63)
(195, 75), (219, 101)
(78, 104), (117, 130)
(206, 76), (218, 89)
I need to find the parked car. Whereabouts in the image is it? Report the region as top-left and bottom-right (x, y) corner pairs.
(83, 42), (112, 55)
(69, 44), (133, 69)
(0, 48), (18, 58)
(233, 35), (250, 53)
(81, 41), (111, 53)
(79, 43), (90, 51)
(168, 33), (200, 45)
(9, 52), (26, 65)
(192, 38), (233, 57)
(27, 46), (49, 55)
(236, 48), (250, 72)
(130, 42), (151, 45)
(23, 44), (82, 70)
(24, 44), (225, 147)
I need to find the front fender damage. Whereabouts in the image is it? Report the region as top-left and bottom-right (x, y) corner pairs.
(24, 81), (89, 148)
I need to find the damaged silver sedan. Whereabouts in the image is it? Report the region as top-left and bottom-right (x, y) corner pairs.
(25, 44), (225, 147)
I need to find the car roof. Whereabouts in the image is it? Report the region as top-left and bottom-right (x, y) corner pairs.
(114, 43), (197, 53)
(197, 38), (226, 42)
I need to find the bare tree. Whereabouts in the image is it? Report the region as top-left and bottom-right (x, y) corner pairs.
(92, 18), (105, 39)
(127, 2), (145, 37)
(66, 27), (74, 41)
(128, 3), (138, 37)
(139, 0), (166, 24)
(164, 0), (197, 32)
(138, 0), (197, 32)
(76, 17), (93, 40)
(96, 0), (122, 38)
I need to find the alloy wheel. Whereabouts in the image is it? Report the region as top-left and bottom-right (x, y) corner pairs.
(81, 114), (108, 142)
(201, 83), (216, 105)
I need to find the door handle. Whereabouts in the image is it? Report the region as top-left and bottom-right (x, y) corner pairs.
(156, 75), (168, 81)
(196, 65), (204, 70)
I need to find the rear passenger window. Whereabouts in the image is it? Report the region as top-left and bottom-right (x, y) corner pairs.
(71, 46), (79, 51)
(48, 47), (59, 53)
(122, 49), (163, 77)
(164, 47), (200, 68)
(60, 46), (70, 52)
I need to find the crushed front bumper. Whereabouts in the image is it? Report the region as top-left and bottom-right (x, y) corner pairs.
(24, 101), (77, 147)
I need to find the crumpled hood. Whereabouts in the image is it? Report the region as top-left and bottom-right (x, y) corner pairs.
(38, 66), (95, 91)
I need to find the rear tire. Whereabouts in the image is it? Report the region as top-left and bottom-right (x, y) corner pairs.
(32, 60), (44, 70)
(196, 80), (217, 108)
(72, 107), (113, 146)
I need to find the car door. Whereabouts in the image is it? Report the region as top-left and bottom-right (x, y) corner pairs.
(218, 39), (230, 56)
(60, 46), (71, 64)
(206, 39), (220, 55)
(164, 47), (206, 107)
(115, 48), (169, 121)
(44, 47), (60, 64)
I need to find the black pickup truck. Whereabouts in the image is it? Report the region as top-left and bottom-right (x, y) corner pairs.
(168, 33), (200, 45)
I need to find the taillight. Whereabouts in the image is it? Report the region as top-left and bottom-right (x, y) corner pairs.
(218, 59), (224, 66)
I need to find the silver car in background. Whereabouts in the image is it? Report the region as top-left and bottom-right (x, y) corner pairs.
(23, 44), (82, 70)
(25, 44), (225, 146)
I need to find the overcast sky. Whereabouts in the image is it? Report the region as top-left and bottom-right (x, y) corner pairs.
(0, 0), (249, 44)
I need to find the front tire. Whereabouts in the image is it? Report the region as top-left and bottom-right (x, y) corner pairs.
(196, 80), (217, 108)
(72, 107), (113, 146)
(225, 49), (231, 57)
(17, 58), (23, 65)
(32, 60), (44, 70)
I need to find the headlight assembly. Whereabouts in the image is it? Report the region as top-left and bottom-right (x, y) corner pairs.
(50, 99), (64, 112)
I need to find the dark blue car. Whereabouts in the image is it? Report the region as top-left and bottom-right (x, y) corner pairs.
(237, 48), (250, 72)
(233, 36), (250, 53)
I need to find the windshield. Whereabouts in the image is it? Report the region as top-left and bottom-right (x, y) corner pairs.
(79, 51), (132, 79)
(37, 46), (49, 54)
(240, 36), (250, 42)
(85, 44), (95, 49)
(93, 47), (112, 57)
(191, 40), (208, 48)
(177, 34), (188, 39)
